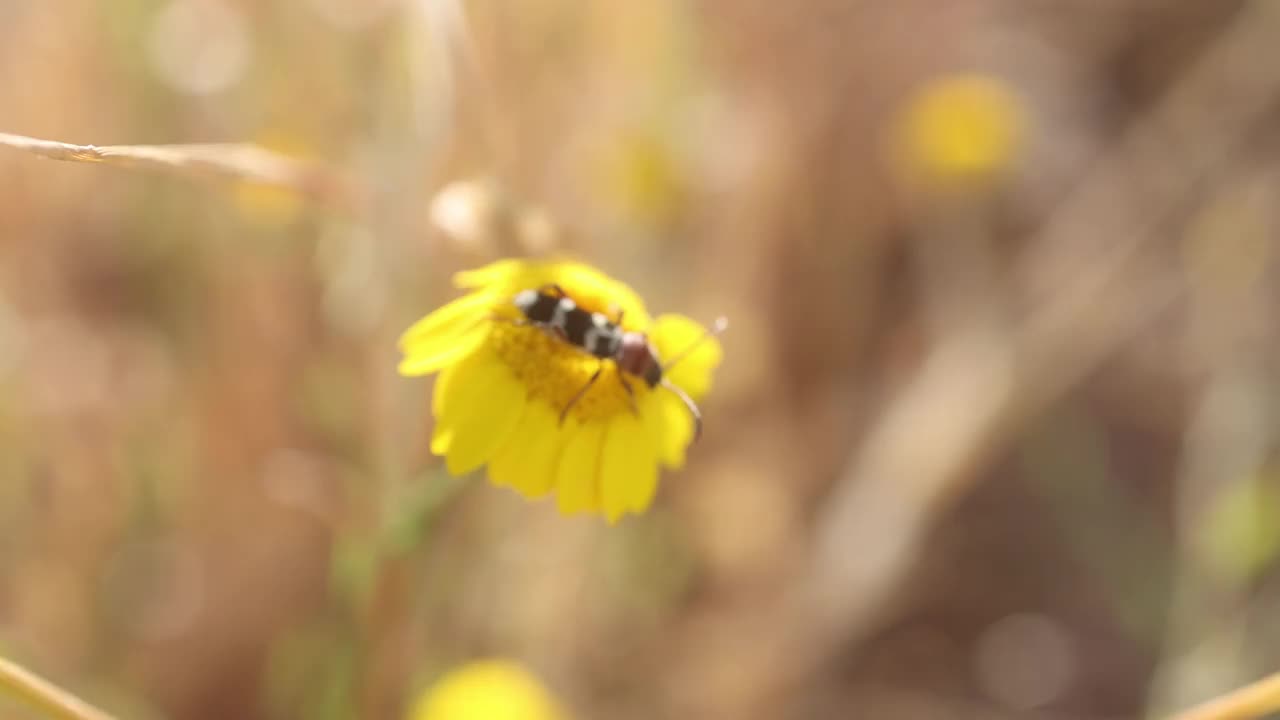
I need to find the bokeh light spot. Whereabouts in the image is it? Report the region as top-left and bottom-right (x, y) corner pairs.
(973, 613), (1076, 710)
(148, 0), (251, 96)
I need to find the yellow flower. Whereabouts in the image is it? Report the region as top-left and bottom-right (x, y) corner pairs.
(407, 659), (568, 720)
(398, 258), (722, 522)
(894, 72), (1025, 186)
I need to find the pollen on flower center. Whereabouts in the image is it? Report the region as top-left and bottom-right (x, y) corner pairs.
(488, 320), (645, 424)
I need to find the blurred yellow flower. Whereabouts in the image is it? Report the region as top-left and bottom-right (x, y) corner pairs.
(398, 258), (722, 522)
(1195, 470), (1280, 584)
(407, 660), (568, 720)
(894, 73), (1025, 186)
(599, 129), (686, 226)
(233, 131), (311, 226)
(234, 180), (303, 226)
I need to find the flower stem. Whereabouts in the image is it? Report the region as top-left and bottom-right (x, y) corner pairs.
(1170, 671), (1280, 720)
(0, 655), (116, 720)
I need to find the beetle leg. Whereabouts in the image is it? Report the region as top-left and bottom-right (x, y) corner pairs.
(560, 362), (604, 425)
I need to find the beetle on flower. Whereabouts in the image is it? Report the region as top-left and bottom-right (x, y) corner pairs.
(398, 259), (724, 523)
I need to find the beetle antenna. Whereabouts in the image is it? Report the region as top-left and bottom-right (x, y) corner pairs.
(661, 316), (728, 373)
(660, 378), (704, 442)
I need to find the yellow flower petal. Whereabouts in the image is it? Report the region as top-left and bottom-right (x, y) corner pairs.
(641, 390), (693, 470)
(555, 419), (605, 515)
(432, 358), (461, 419)
(446, 386), (525, 477)
(599, 412), (658, 522)
(400, 321), (490, 376)
(488, 400), (564, 499)
(398, 292), (495, 376)
(429, 376), (463, 456)
(399, 291), (491, 350)
(430, 349), (492, 455)
(431, 350), (525, 474)
(459, 258), (651, 328)
(454, 258), (524, 290)
(650, 313), (722, 400)
(545, 262), (648, 324)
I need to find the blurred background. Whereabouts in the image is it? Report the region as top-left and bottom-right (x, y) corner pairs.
(2, 1), (1279, 718)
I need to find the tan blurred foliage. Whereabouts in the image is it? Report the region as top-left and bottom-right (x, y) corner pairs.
(2, 1), (1280, 719)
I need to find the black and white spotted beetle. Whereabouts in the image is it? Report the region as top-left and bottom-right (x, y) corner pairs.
(504, 284), (726, 441)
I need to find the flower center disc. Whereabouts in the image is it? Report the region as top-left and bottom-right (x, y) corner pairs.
(489, 322), (642, 424)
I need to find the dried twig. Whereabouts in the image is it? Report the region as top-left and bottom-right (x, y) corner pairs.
(0, 131), (364, 213)
(0, 655), (117, 720)
(1168, 670), (1280, 720)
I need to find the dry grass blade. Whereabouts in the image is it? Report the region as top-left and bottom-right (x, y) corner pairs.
(1168, 670), (1280, 720)
(0, 655), (117, 720)
(0, 131), (363, 213)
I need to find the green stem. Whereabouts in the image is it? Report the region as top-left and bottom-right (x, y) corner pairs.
(0, 655), (116, 720)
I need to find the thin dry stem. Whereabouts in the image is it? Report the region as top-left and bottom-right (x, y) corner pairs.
(0, 131), (363, 213)
(1168, 671), (1280, 720)
(0, 655), (117, 720)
